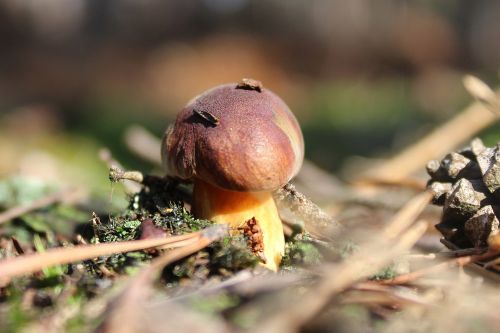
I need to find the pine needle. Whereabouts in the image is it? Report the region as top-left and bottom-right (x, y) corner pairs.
(359, 86), (498, 183)
(0, 227), (226, 283)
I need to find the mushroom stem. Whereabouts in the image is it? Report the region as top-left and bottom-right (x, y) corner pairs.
(192, 179), (285, 271)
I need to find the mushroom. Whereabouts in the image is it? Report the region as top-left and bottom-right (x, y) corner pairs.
(161, 79), (304, 271)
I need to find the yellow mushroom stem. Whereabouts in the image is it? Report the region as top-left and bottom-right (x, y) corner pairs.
(192, 179), (285, 271)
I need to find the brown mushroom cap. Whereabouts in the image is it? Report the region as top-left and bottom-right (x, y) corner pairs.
(162, 81), (304, 192)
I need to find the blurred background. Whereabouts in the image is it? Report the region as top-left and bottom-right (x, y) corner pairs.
(0, 0), (499, 199)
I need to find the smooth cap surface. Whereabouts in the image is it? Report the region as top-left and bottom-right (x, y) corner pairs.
(162, 81), (304, 192)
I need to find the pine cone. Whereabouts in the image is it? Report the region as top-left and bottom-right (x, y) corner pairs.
(427, 138), (500, 249)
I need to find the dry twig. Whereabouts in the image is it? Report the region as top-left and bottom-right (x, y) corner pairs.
(273, 183), (344, 240)
(108, 166), (145, 184)
(99, 148), (142, 193)
(463, 75), (500, 116)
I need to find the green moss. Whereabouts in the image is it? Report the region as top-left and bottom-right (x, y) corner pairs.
(339, 240), (358, 259)
(282, 233), (323, 267)
(190, 292), (240, 315)
(1, 296), (32, 332)
(0, 177), (90, 243)
(0, 172), (264, 331)
(93, 178), (258, 277)
(0, 177), (57, 208)
(150, 203), (213, 234)
(369, 264), (398, 281)
(33, 234), (66, 280)
(207, 236), (259, 272)
(165, 235), (258, 282)
(98, 217), (142, 243)
(65, 313), (87, 333)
